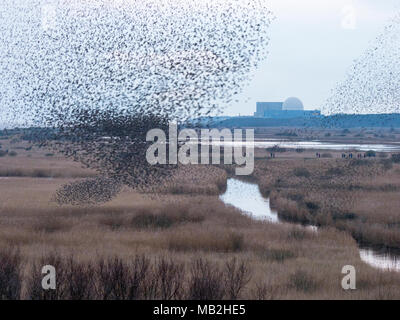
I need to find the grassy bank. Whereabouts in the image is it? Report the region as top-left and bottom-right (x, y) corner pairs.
(1, 138), (400, 299)
(252, 157), (400, 251)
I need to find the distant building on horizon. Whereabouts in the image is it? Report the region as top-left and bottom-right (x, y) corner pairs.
(254, 97), (321, 118)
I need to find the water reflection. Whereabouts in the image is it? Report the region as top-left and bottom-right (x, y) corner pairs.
(220, 178), (399, 272)
(219, 178), (278, 222)
(359, 249), (400, 272)
(212, 139), (400, 152)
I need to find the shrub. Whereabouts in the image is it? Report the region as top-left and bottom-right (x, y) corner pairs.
(224, 258), (251, 300)
(380, 159), (393, 170)
(0, 150), (7, 157)
(95, 257), (130, 300)
(305, 201), (319, 211)
(131, 213), (175, 229)
(156, 257), (185, 300)
(252, 280), (279, 300)
(32, 169), (51, 178)
(97, 255), (159, 300)
(293, 167), (311, 178)
(287, 228), (307, 240)
(0, 249), (22, 300)
(228, 232), (244, 252)
(326, 167), (344, 175)
(96, 256), (154, 300)
(287, 193), (304, 202)
(45, 153), (54, 157)
(187, 258), (225, 300)
(0, 168), (23, 177)
(21, 253), (255, 300)
(258, 248), (296, 263)
(391, 154), (400, 163)
(331, 211), (357, 221)
(289, 270), (318, 293)
(64, 257), (96, 300)
(33, 217), (72, 233)
(130, 209), (204, 230)
(167, 231), (244, 253)
(99, 216), (125, 230)
(350, 159), (369, 166)
(8, 151), (17, 157)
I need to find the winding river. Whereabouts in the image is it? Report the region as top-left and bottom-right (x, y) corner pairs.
(220, 178), (400, 272)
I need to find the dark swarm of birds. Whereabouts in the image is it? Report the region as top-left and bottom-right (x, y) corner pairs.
(324, 11), (400, 122)
(0, 0), (273, 205)
(317, 11), (400, 212)
(54, 176), (123, 206)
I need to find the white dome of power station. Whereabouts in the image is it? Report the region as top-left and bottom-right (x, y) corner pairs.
(254, 97), (320, 119)
(282, 97), (304, 111)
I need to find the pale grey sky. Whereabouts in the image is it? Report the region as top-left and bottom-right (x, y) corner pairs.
(1, 0), (398, 129)
(228, 0), (399, 116)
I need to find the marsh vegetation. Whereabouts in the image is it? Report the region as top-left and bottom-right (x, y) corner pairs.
(1, 135), (400, 299)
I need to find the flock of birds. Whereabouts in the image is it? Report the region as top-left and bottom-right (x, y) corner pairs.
(324, 11), (400, 118)
(319, 11), (400, 213)
(0, 0), (273, 204)
(2, 1), (400, 205)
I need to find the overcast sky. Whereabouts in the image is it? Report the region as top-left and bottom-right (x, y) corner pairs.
(1, 1), (399, 128)
(227, 0), (399, 116)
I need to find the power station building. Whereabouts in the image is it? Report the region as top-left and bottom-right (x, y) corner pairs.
(254, 97), (321, 118)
